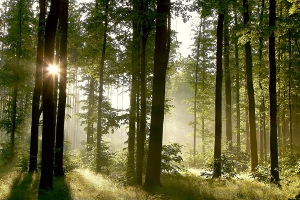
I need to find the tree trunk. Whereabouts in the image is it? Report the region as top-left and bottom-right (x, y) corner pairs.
(136, 4), (149, 185)
(194, 27), (201, 164)
(258, 0), (265, 163)
(224, 9), (232, 151)
(288, 30), (293, 152)
(127, 0), (139, 184)
(87, 77), (95, 153)
(29, 0), (46, 172)
(96, 0), (109, 173)
(39, 0), (59, 190)
(213, 11), (224, 179)
(11, 0), (23, 157)
(269, 0), (279, 183)
(243, 0), (258, 171)
(54, 0), (68, 176)
(234, 9), (240, 156)
(144, 0), (170, 187)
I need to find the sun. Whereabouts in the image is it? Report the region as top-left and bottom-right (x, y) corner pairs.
(47, 64), (60, 75)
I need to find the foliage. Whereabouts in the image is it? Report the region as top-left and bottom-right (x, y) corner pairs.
(249, 164), (271, 183)
(280, 144), (300, 178)
(0, 141), (14, 165)
(204, 144), (250, 178)
(161, 143), (185, 174)
(77, 139), (115, 174)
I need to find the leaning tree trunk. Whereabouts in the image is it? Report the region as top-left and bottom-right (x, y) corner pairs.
(29, 0), (46, 172)
(243, 0), (258, 171)
(144, 0), (170, 187)
(213, 10), (224, 179)
(54, 0), (68, 176)
(39, 0), (59, 190)
(269, 0), (279, 183)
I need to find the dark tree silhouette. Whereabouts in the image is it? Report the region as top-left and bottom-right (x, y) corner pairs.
(243, 0), (258, 171)
(29, 0), (45, 172)
(144, 0), (171, 187)
(54, 0), (69, 176)
(39, 0), (59, 190)
(96, 0), (109, 173)
(269, 0), (280, 183)
(213, 10), (224, 179)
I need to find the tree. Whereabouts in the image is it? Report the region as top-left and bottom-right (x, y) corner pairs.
(39, 0), (59, 190)
(96, 0), (109, 173)
(54, 0), (69, 176)
(29, 0), (46, 172)
(144, 0), (171, 186)
(224, 7), (232, 151)
(243, 0), (258, 171)
(269, 0), (279, 184)
(136, 0), (153, 186)
(127, 0), (139, 182)
(213, 5), (224, 178)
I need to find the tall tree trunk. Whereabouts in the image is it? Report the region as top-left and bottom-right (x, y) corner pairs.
(136, 3), (149, 185)
(234, 9), (240, 156)
(96, 0), (109, 173)
(193, 27), (201, 164)
(269, 0), (279, 183)
(127, 4), (139, 183)
(243, 0), (258, 171)
(288, 30), (293, 152)
(224, 8), (232, 151)
(39, 0), (59, 190)
(258, 0), (265, 162)
(87, 77), (95, 153)
(144, 0), (170, 187)
(54, 0), (68, 176)
(213, 11), (224, 179)
(11, 0), (23, 157)
(29, 0), (46, 172)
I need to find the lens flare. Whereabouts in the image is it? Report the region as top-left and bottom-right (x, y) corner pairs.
(48, 65), (59, 75)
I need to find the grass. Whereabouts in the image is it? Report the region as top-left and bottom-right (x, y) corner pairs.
(0, 166), (299, 200)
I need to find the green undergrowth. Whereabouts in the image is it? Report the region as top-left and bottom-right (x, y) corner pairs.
(0, 167), (298, 200)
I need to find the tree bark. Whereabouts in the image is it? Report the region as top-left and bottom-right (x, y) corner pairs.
(243, 0), (258, 171)
(29, 0), (46, 172)
(269, 0), (279, 183)
(54, 0), (68, 176)
(144, 0), (170, 187)
(258, 0), (265, 163)
(96, 0), (109, 173)
(127, 0), (139, 183)
(224, 8), (232, 151)
(87, 77), (95, 153)
(194, 27), (201, 164)
(39, 0), (59, 190)
(234, 8), (240, 156)
(288, 30), (293, 152)
(213, 11), (224, 179)
(136, 1), (149, 185)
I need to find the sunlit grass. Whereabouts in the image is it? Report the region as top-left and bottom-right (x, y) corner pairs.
(0, 166), (299, 200)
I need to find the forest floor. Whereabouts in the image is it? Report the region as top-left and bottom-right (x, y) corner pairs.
(0, 164), (299, 200)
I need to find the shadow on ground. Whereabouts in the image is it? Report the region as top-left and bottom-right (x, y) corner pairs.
(6, 171), (72, 200)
